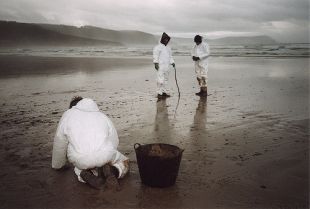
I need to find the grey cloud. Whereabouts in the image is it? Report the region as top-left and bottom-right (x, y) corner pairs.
(0, 0), (308, 42)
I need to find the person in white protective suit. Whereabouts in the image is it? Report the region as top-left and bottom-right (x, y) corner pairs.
(52, 96), (129, 190)
(191, 35), (210, 97)
(153, 32), (175, 98)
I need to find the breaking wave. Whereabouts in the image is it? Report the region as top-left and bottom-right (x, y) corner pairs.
(0, 43), (309, 58)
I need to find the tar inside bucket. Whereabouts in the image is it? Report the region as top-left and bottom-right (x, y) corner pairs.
(134, 143), (184, 188)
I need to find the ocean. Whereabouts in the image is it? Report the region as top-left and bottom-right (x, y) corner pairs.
(0, 43), (309, 58)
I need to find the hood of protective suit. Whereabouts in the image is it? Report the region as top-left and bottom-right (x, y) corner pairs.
(194, 35), (202, 43)
(74, 98), (100, 112)
(160, 32), (171, 44)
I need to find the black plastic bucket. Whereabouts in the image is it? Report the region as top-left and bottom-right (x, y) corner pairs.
(134, 143), (184, 188)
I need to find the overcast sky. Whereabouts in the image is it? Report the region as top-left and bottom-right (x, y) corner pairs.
(0, 0), (309, 43)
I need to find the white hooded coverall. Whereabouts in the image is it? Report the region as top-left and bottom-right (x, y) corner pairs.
(191, 42), (210, 87)
(52, 98), (129, 182)
(153, 43), (175, 95)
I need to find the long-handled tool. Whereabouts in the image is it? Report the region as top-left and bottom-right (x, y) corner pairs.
(173, 66), (180, 98)
(173, 66), (180, 118)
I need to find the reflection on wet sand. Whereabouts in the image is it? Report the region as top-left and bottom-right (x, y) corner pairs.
(135, 97), (183, 208)
(153, 97), (172, 143)
(191, 97), (208, 141)
(136, 186), (183, 208)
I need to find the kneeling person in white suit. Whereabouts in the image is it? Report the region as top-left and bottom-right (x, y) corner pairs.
(52, 96), (129, 190)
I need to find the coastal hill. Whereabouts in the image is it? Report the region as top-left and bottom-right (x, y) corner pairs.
(0, 20), (277, 47)
(0, 21), (121, 46)
(39, 24), (157, 46)
(210, 35), (277, 45)
(173, 35), (277, 45)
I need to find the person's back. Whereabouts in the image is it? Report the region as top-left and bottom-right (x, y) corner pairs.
(52, 97), (129, 190)
(63, 98), (119, 169)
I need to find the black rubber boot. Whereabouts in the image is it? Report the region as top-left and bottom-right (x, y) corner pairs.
(80, 170), (104, 190)
(195, 87), (203, 96)
(157, 96), (166, 102)
(102, 164), (120, 191)
(163, 93), (171, 97)
(201, 87), (208, 97)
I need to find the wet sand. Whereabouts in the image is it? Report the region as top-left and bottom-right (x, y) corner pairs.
(0, 55), (308, 209)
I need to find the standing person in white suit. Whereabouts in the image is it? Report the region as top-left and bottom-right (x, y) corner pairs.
(153, 32), (175, 98)
(52, 96), (129, 190)
(191, 35), (210, 97)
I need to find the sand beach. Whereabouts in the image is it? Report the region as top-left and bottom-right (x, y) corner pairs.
(0, 55), (308, 209)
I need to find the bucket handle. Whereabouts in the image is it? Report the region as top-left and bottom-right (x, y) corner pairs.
(134, 143), (141, 150)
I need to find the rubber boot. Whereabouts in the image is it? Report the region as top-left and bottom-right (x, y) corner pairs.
(157, 96), (166, 102)
(195, 87), (203, 96)
(163, 93), (171, 97)
(102, 164), (120, 191)
(201, 87), (208, 97)
(80, 170), (104, 190)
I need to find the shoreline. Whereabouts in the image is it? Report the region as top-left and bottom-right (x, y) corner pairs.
(0, 55), (309, 78)
(0, 53), (309, 58)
